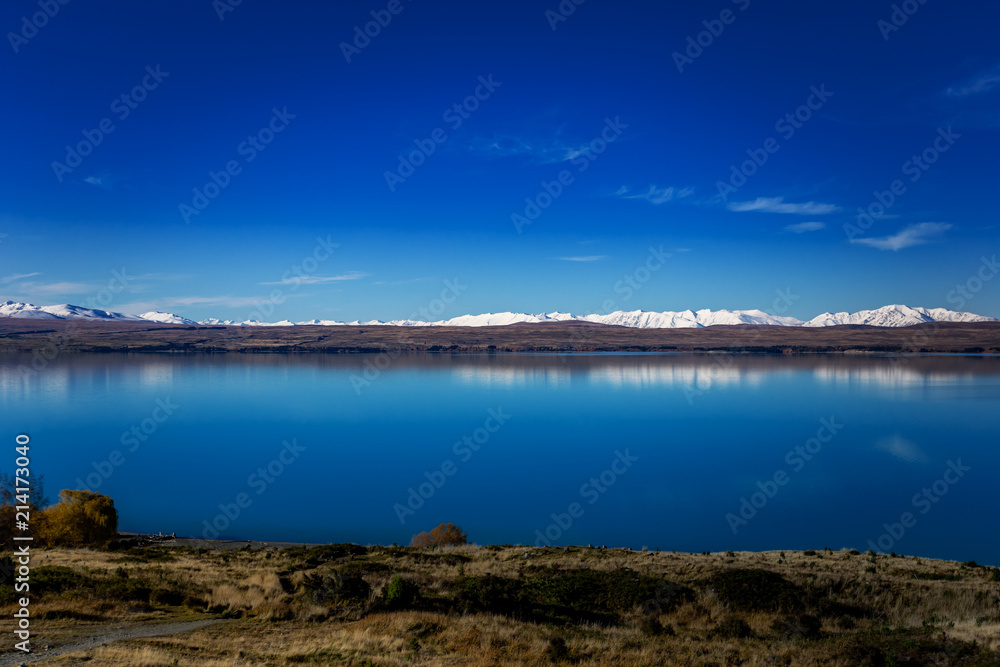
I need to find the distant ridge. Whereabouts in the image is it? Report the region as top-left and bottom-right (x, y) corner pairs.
(1, 300), (995, 329)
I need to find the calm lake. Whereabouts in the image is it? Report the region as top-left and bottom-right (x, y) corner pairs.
(2, 352), (998, 564)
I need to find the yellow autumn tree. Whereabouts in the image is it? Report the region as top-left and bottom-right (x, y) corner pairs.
(410, 523), (467, 548)
(39, 490), (118, 546)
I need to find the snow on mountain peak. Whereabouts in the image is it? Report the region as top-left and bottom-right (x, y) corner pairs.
(138, 311), (197, 325)
(0, 300), (996, 329)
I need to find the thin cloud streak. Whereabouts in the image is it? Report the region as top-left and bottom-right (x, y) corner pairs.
(1, 272), (41, 284)
(947, 65), (1000, 97)
(616, 185), (693, 205)
(259, 272), (368, 286)
(851, 222), (952, 251)
(784, 222), (826, 233)
(729, 197), (841, 215)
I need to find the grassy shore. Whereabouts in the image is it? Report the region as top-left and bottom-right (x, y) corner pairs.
(3, 543), (1000, 666)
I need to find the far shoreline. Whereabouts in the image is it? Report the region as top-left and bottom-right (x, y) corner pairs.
(2, 319), (999, 355)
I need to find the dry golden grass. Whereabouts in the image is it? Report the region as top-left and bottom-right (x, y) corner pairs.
(5, 545), (999, 666)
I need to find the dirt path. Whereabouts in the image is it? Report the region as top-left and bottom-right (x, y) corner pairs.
(0, 619), (225, 666)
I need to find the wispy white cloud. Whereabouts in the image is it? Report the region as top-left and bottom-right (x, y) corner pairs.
(259, 272), (368, 286)
(114, 294), (309, 314)
(556, 255), (607, 262)
(84, 174), (111, 189)
(372, 277), (436, 286)
(18, 281), (99, 295)
(468, 134), (590, 164)
(947, 64), (1000, 97)
(729, 197), (841, 215)
(851, 222), (952, 251)
(616, 185), (694, 205)
(1, 272), (41, 284)
(784, 221), (826, 233)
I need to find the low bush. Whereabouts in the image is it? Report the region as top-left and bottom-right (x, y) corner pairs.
(410, 523), (467, 548)
(386, 575), (419, 609)
(710, 568), (802, 612)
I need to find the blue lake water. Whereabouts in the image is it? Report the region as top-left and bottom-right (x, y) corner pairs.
(2, 352), (998, 564)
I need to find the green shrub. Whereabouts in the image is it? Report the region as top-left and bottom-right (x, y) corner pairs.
(30, 566), (90, 594)
(386, 575), (418, 609)
(458, 574), (525, 617)
(299, 573), (371, 606)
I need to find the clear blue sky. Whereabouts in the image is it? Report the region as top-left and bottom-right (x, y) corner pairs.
(1, 0), (998, 321)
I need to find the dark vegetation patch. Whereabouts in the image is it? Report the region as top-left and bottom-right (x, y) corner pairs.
(26, 565), (188, 607)
(711, 616), (755, 639)
(335, 559), (392, 577)
(285, 544), (370, 567)
(297, 572), (371, 607)
(456, 569), (694, 625)
(708, 568), (803, 613)
(110, 548), (178, 563)
(839, 627), (996, 666)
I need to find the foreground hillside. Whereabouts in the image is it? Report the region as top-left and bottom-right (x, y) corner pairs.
(1, 319), (999, 354)
(3, 544), (999, 666)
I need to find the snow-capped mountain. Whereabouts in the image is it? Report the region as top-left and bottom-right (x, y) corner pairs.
(138, 311), (198, 325)
(0, 300), (996, 329)
(802, 304), (994, 328)
(0, 300), (143, 321)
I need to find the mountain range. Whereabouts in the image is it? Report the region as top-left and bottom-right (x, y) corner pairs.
(1, 301), (996, 329)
